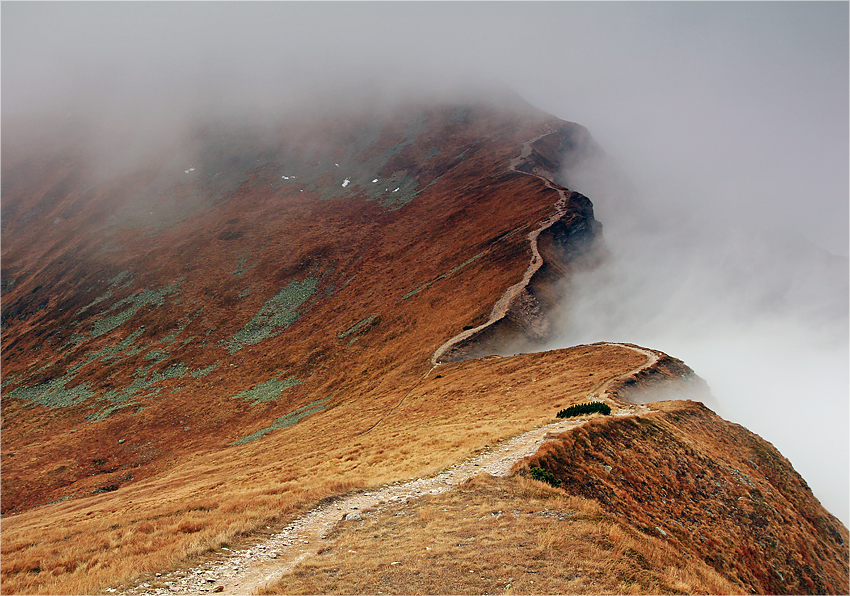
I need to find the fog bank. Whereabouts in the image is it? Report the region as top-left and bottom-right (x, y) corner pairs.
(554, 153), (849, 524)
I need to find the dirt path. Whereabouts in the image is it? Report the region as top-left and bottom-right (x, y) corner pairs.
(587, 343), (659, 401)
(431, 130), (566, 365)
(120, 340), (658, 596)
(122, 407), (652, 596)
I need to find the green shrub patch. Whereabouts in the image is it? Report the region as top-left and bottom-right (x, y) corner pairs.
(556, 402), (611, 418)
(223, 277), (318, 354)
(529, 466), (561, 487)
(231, 397), (331, 445)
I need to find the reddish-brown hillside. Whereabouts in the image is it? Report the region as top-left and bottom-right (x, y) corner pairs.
(524, 400), (849, 594)
(1, 98), (600, 514)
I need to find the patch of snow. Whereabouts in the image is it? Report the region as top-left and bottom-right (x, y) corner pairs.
(393, 187), (399, 192)
(342, 178), (350, 188)
(334, 163), (339, 167)
(281, 176), (289, 180)
(184, 167), (195, 174)
(372, 178), (379, 183)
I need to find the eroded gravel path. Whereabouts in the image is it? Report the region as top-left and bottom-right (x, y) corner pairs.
(431, 130), (566, 365)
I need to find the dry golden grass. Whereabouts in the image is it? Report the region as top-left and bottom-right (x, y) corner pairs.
(1, 344), (642, 595)
(3, 107), (620, 595)
(259, 473), (742, 595)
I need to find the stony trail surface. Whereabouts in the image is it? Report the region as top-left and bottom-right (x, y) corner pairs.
(120, 407), (652, 596)
(431, 130), (567, 365)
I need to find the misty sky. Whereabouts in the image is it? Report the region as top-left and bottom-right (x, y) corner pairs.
(3, 3), (848, 521)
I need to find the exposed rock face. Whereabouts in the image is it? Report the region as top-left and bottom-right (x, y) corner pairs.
(435, 128), (606, 363)
(436, 188), (604, 363)
(524, 400), (849, 595)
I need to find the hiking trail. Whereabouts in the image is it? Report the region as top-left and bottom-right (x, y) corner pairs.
(118, 342), (657, 596)
(117, 130), (659, 596)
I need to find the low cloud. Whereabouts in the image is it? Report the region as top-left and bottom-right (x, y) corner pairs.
(552, 152), (849, 524)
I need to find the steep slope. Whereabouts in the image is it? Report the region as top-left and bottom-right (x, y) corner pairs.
(524, 400), (849, 594)
(259, 403), (849, 596)
(2, 96), (608, 593)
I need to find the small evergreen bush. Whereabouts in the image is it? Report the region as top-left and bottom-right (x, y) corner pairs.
(529, 466), (561, 487)
(556, 401), (611, 418)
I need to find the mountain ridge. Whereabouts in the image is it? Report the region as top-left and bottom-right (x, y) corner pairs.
(2, 97), (847, 595)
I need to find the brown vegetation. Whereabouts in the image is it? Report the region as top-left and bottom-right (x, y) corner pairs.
(260, 474), (742, 595)
(3, 98), (847, 595)
(524, 400), (849, 594)
(2, 100), (588, 516)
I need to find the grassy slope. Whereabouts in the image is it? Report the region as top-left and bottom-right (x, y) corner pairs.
(262, 474), (742, 595)
(1, 345), (643, 594)
(261, 400), (848, 596)
(526, 401), (850, 594)
(3, 100), (848, 596)
(1, 101), (574, 514)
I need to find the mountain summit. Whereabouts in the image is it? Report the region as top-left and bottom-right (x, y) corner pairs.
(2, 96), (846, 594)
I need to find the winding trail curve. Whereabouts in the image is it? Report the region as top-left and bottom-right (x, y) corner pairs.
(119, 341), (658, 596)
(432, 130), (566, 365)
(587, 343), (659, 401)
